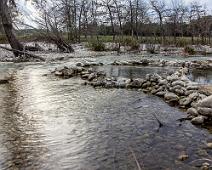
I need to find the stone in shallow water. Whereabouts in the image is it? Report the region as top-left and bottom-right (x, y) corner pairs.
(187, 85), (199, 90)
(206, 143), (212, 149)
(197, 107), (212, 117)
(54, 71), (63, 76)
(158, 79), (167, 85)
(156, 91), (166, 97)
(178, 151), (189, 161)
(88, 73), (96, 81)
(172, 80), (185, 87)
(191, 116), (205, 125)
(187, 108), (198, 116)
(164, 92), (179, 102)
(179, 97), (192, 106)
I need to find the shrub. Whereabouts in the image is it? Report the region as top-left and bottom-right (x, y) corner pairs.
(120, 37), (140, 50)
(130, 40), (140, 50)
(146, 44), (157, 54)
(88, 40), (105, 51)
(184, 46), (196, 55)
(176, 38), (190, 47)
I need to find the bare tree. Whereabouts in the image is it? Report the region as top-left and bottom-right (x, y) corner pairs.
(34, 0), (74, 52)
(150, 0), (168, 44)
(0, 0), (23, 56)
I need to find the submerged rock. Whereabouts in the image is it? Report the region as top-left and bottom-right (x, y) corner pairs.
(178, 151), (189, 161)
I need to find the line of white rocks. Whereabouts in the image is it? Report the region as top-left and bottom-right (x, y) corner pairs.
(111, 59), (212, 69)
(53, 63), (212, 126)
(74, 58), (212, 69)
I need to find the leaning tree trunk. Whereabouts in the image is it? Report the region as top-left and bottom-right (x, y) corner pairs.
(0, 0), (23, 57)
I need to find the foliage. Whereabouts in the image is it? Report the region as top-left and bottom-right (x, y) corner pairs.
(88, 39), (106, 51)
(184, 46), (196, 55)
(175, 38), (190, 47)
(119, 37), (140, 50)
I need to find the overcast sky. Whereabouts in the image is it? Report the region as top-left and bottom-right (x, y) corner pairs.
(18, 0), (212, 15)
(17, 0), (212, 28)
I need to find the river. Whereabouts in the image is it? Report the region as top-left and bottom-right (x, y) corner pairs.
(0, 54), (211, 169)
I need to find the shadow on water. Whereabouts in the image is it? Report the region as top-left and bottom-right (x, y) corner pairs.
(94, 65), (212, 85)
(0, 63), (211, 169)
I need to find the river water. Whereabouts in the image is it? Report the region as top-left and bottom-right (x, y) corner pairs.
(0, 55), (212, 170)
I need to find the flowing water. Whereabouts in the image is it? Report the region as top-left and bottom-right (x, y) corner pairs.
(189, 69), (212, 84)
(0, 56), (212, 170)
(93, 65), (177, 79)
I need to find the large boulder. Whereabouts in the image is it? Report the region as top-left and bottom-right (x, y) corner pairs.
(197, 95), (212, 108)
(197, 107), (212, 117)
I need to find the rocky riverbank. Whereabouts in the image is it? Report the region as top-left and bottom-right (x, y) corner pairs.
(52, 62), (212, 126)
(111, 59), (212, 69)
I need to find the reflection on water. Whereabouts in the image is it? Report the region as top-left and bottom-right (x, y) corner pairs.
(94, 65), (176, 79)
(0, 63), (211, 169)
(189, 69), (212, 84)
(94, 65), (212, 85)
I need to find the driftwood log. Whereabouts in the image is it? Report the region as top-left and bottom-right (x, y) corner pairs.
(0, 46), (45, 61)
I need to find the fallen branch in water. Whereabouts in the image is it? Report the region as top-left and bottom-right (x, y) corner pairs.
(129, 147), (143, 170)
(152, 112), (164, 128)
(0, 45), (45, 61)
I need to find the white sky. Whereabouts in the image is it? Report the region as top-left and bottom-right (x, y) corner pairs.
(17, 0), (39, 27)
(184, 0), (212, 11)
(17, 0), (212, 28)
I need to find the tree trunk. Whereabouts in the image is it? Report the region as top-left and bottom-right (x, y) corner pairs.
(0, 0), (23, 57)
(107, 4), (115, 41)
(135, 0), (139, 40)
(129, 0), (134, 37)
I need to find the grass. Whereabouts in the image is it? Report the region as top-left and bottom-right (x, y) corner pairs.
(0, 34), (8, 44)
(82, 35), (212, 47)
(1, 32), (212, 48)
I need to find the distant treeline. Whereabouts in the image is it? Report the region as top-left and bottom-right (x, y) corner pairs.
(1, 0), (212, 49)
